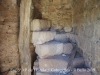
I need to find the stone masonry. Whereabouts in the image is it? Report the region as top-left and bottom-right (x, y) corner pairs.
(31, 19), (91, 75)
(32, 0), (73, 31)
(0, 0), (100, 75)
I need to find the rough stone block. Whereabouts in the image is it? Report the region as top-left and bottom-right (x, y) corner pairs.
(51, 25), (63, 31)
(39, 55), (69, 72)
(32, 31), (56, 45)
(31, 19), (51, 31)
(63, 43), (73, 54)
(54, 33), (68, 42)
(73, 57), (85, 68)
(64, 27), (72, 32)
(72, 71), (91, 75)
(35, 41), (63, 58)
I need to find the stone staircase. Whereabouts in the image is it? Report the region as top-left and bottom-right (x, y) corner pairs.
(31, 19), (92, 75)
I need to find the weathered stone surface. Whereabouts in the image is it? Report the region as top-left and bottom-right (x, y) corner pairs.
(32, 31), (56, 45)
(54, 33), (68, 42)
(0, 34), (19, 72)
(66, 33), (76, 43)
(84, 25), (94, 38)
(35, 41), (63, 58)
(72, 57), (85, 68)
(63, 43), (73, 54)
(31, 19), (51, 31)
(62, 0), (72, 4)
(7, 70), (17, 75)
(0, 0), (19, 73)
(64, 27), (72, 32)
(36, 72), (49, 75)
(51, 25), (63, 31)
(94, 24), (100, 38)
(48, 6), (56, 12)
(72, 71), (91, 75)
(36, 71), (69, 75)
(0, 56), (19, 72)
(39, 55), (69, 72)
(72, 1), (100, 75)
(53, 0), (61, 5)
(32, 0), (72, 29)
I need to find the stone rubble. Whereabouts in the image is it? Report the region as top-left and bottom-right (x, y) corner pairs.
(31, 19), (91, 75)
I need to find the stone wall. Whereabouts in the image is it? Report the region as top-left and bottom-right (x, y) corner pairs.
(0, 0), (100, 75)
(0, 0), (19, 72)
(72, 0), (100, 75)
(32, 0), (72, 29)
(31, 0), (73, 66)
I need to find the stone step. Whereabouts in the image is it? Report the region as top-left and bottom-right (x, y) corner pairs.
(39, 56), (84, 72)
(32, 31), (56, 45)
(72, 70), (91, 75)
(35, 41), (73, 58)
(39, 55), (69, 72)
(31, 19), (51, 31)
(35, 41), (63, 58)
(32, 32), (77, 45)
